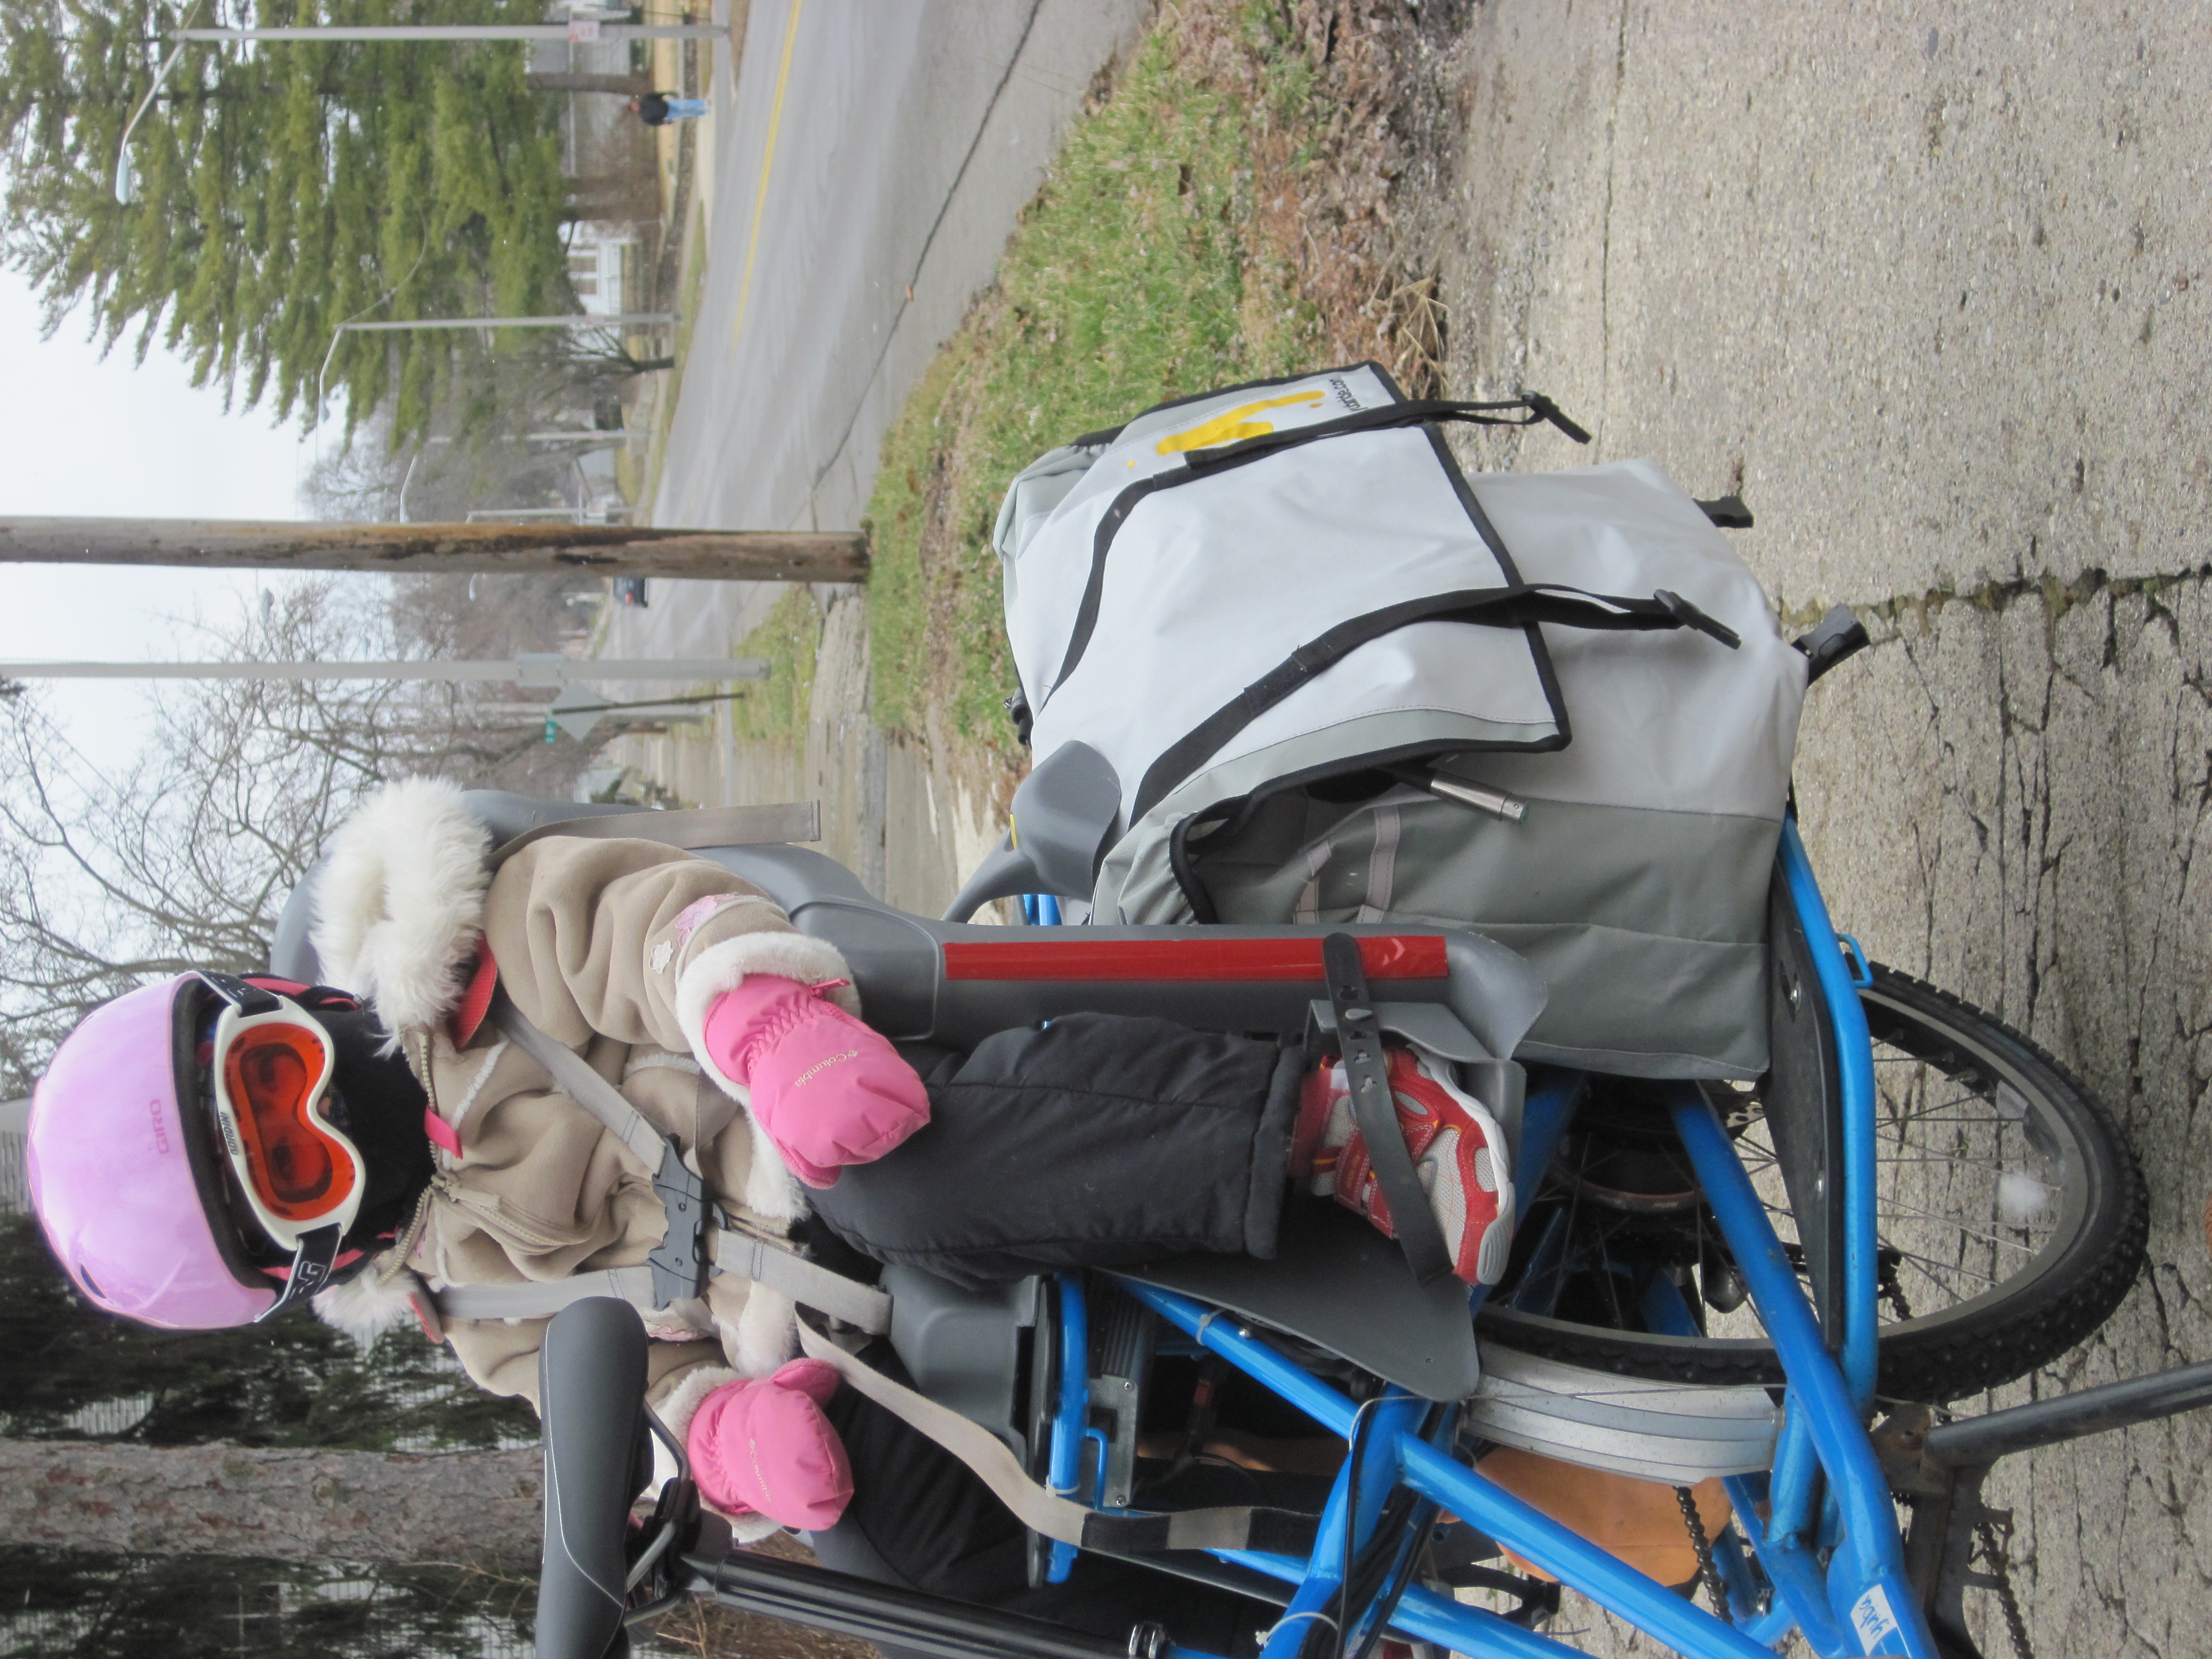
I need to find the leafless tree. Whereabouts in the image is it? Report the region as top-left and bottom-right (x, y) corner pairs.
(302, 341), (646, 528)
(0, 578), (597, 1095)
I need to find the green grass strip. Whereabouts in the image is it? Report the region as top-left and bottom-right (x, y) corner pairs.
(729, 586), (824, 748)
(864, 9), (1327, 750)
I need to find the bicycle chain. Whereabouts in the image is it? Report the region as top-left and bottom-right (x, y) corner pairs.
(1878, 1250), (1915, 1321)
(1975, 1517), (2034, 1659)
(1673, 1486), (1731, 1626)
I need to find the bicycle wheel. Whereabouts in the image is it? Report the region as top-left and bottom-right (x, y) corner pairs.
(1478, 965), (2148, 1401)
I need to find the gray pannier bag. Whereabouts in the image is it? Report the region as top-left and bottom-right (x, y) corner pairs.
(989, 364), (1808, 1079)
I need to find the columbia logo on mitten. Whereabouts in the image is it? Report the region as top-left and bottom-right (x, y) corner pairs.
(790, 1050), (862, 1087)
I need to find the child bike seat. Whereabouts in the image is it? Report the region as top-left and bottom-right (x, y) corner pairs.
(266, 792), (1536, 1399)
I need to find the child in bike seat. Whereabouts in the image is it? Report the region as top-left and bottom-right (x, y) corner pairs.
(24, 778), (1514, 1647)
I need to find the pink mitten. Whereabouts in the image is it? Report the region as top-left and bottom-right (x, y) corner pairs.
(702, 974), (930, 1187)
(686, 1359), (853, 1530)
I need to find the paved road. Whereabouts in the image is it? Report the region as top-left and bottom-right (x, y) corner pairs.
(655, 0), (1147, 538)
(1432, 4), (2212, 1652)
(601, 0), (1146, 909)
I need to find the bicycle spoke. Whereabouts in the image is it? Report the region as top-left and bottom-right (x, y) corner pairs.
(1874, 1154), (2021, 1175)
(1876, 1199), (2042, 1253)
(1882, 1246), (2004, 1289)
(1885, 1093), (2008, 1119)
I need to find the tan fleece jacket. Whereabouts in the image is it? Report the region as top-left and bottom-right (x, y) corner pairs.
(303, 779), (857, 1488)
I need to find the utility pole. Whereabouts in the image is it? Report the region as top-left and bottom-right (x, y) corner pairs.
(333, 315), (675, 332)
(173, 23), (722, 42)
(0, 520), (868, 583)
(0, 662), (764, 743)
(0, 658), (768, 684)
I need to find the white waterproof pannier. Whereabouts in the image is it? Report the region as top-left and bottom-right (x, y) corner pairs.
(993, 365), (1808, 1078)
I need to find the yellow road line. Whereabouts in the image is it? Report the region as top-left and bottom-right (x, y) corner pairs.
(729, 0), (804, 353)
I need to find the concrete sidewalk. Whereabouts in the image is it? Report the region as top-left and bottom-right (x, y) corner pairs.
(1432, 4), (2212, 1651)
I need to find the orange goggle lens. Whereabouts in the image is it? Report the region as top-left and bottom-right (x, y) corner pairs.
(220, 1021), (357, 1222)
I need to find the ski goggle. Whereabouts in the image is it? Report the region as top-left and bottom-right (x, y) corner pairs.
(196, 972), (366, 1321)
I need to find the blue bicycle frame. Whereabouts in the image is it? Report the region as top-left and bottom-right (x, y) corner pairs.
(1035, 817), (1939, 1659)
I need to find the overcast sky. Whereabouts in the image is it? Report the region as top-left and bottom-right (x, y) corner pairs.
(0, 265), (316, 768)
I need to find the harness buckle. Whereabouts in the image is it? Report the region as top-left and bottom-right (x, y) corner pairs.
(646, 1141), (709, 1307)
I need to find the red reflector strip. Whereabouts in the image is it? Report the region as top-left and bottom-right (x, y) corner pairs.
(940, 935), (1449, 983)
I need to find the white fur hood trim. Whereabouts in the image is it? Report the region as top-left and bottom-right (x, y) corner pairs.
(310, 778), (491, 1033)
(312, 1260), (426, 1342)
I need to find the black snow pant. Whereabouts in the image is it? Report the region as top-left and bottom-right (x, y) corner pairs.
(801, 1014), (1311, 1654)
(808, 1353), (1318, 1659)
(809, 1012), (1308, 1288)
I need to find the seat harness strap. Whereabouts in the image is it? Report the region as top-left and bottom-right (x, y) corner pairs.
(429, 1224), (892, 1334)
(1324, 932), (1454, 1284)
(795, 1311), (1316, 1557)
(455, 993), (890, 1334)
(490, 992), (708, 1309)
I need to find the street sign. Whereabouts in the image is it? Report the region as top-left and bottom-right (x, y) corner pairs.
(548, 685), (609, 742)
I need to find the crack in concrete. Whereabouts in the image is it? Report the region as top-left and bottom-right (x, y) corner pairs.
(1781, 564), (2212, 644)
(1596, 1), (1627, 435)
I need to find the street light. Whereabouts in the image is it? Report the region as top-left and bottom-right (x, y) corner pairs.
(114, 38), (190, 205)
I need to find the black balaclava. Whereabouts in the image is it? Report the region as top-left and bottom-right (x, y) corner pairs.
(314, 1005), (436, 1253)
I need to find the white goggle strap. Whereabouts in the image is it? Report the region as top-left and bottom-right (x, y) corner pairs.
(195, 968), (284, 1018)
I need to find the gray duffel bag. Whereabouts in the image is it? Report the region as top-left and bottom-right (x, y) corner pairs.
(990, 365), (1807, 1079)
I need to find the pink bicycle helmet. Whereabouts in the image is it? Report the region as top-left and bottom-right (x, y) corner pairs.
(27, 974), (280, 1328)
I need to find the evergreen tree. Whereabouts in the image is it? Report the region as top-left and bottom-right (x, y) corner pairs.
(0, 1548), (537, 1659)
(0, 0), (571, 441)
(0, 1212), (539, 1451)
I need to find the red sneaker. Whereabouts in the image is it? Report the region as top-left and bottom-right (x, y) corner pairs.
(1293, 1044), (1515, 1286)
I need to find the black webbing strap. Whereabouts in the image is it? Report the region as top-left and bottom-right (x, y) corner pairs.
(795, 1312), (1318, 1556)
(1323, 933), (1454, 1286)
(1178, 394), (1592, 478)
(1043, 393), (1593, 702)
(1130, 582), (1739, 820)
